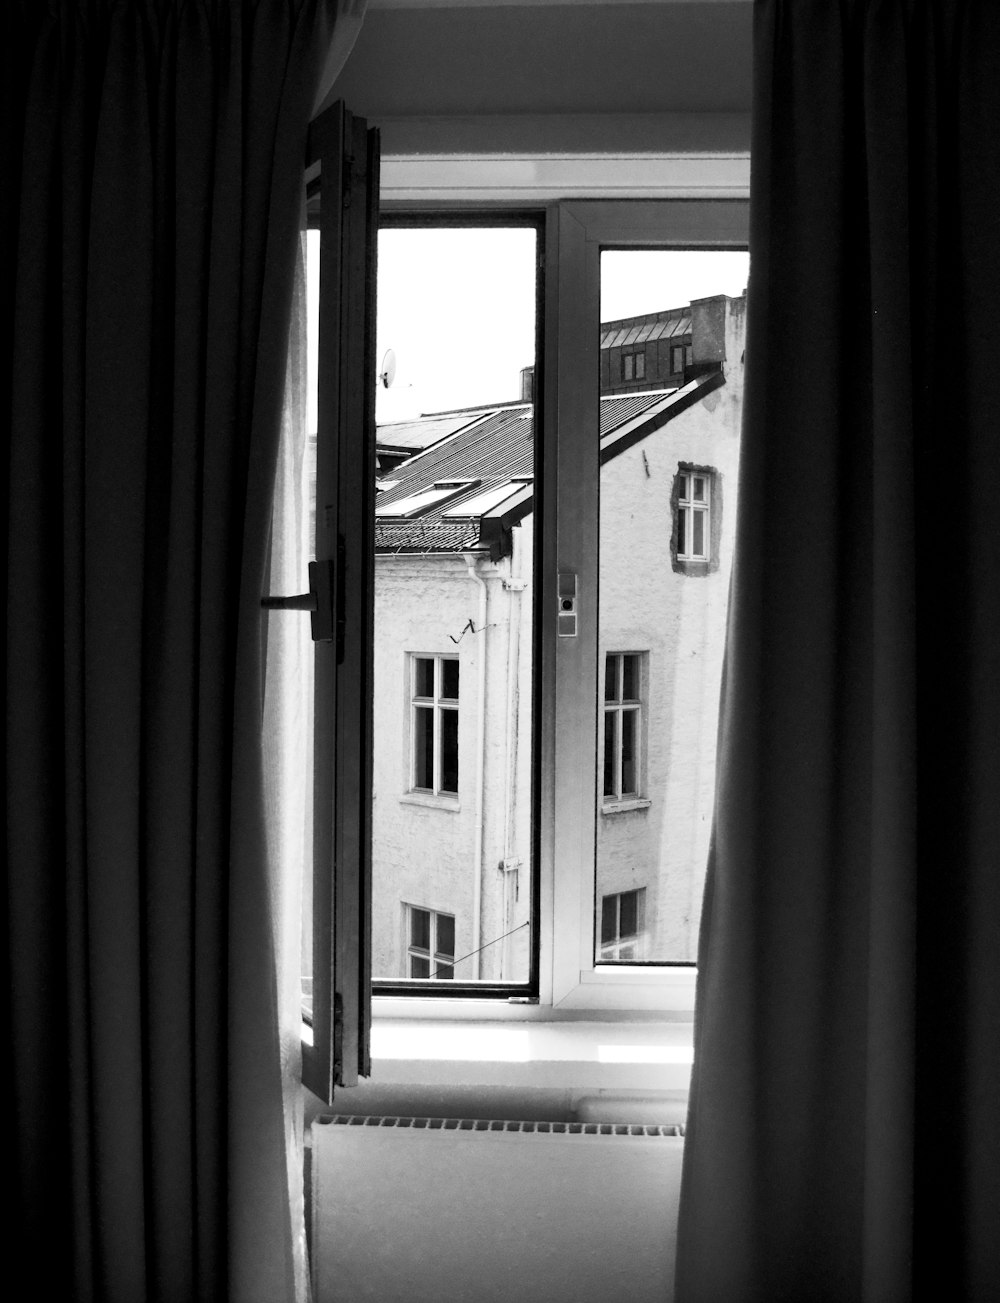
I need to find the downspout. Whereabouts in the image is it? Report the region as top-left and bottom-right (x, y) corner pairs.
(501, 540), (526, 979)
(465, 554), (488, 980)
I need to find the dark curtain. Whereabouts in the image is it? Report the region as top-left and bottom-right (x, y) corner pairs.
(677, 2), (1000, 1300)
(3, 3), (343, 1300)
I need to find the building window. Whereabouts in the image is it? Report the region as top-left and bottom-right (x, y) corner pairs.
(673, 466), (722, 575)
(410, 654), (459, 795)
(621, 350), (646, 383)
(670, 343), (685, 374)
(603, 653), (644, 801)
(677, 469), (710, 560)
(600, 888), (646, 961)
(407, 906), (456, 979)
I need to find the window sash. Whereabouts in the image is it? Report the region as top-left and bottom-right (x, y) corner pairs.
(410, 654), (459, 795)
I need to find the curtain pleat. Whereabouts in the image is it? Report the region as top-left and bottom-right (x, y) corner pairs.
(676, 3), (1000, 1300)
(4, 4), (346, 1300)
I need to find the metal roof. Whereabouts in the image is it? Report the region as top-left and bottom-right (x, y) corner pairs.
(600, 309), (691, 351)
(373, 390), (684, 554)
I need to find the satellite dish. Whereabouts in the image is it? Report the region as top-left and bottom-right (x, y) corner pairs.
(379, 349), (396, 389)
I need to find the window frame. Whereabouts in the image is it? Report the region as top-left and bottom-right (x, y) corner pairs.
(601, 651), (648, 809)
(671, 462), (722, 575)
(367, 198), (749, 1023)
(599, 887), (647, 962)
(543, 200), (748, 1015)
(406, 905), (457, 980)
(408, 652), (460, 799)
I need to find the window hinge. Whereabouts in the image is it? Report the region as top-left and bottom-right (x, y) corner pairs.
(261, 557), (336, 643)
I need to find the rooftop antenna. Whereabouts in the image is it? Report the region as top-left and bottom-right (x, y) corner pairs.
(379, 348), (396, 389)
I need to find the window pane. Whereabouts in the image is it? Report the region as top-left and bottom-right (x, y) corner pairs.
(598, 248), (747, 963)
(601, 894), (616, 945)
(604, 654), (616, 702)
(434, 963), (455, 981)
(622, 654), (637, 701)
(619, 889), (638, 938)
(603, 711), (617, 797)
(440, 707), (459, 795)
(636, 352), (646, 379)
(410, 907), (430, 950)
(371, 225), (536, 987)
(693, 509), (705, 556)
(413, 706), (434, 789)
(437, 912), (455, 957)
(621, 710), (637, 795)
(410, 955), (431, 979)
(440, 657), (459, 701)
(414, 657), (434, 698)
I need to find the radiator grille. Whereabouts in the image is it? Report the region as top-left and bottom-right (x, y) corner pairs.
(319, 1114), (684, 1137)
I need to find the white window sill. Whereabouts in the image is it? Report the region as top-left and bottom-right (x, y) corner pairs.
(366, 1011), (694, 1093)
(399, 791), (460, 811)
(601, 797), (652, 815)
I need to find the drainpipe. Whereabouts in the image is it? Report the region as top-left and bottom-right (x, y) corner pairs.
(465, 554), (488, 979)
(500, 540), (526, 979)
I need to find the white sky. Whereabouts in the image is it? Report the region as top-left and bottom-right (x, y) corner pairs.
(307, 228), (750, 428)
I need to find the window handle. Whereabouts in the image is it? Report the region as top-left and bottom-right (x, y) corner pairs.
(262, 557), (336, 644)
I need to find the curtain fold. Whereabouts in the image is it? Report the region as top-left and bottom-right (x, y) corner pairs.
(4, 4), (348, 1300)
(676, 3), (1000, 1300)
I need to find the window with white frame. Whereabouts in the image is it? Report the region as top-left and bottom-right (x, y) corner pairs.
(406, 906), (456, 979)
(603, 652), (645, 803)
(675, 468), (713, 565)
(410, 654), (459, 796)
(600, 887), (646, 961)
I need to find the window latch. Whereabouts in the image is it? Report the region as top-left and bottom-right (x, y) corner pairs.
(261, 558), (336, 643)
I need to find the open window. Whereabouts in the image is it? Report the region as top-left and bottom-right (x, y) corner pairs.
(275, 188), (748, 1101)
(264, 102), (378, 1105)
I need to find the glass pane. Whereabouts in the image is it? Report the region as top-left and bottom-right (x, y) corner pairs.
(603, 711), (617, 798)
(622, 654), (637, 701)
(413, 706), (434, 789)
(619, 889), (638, 938)
(370, 223), (537, 987)
(414, 657), (434, 699)
(441, 658), (459, 701)
(621, 710), (637, 795)
(410, 907), (430, 950)
(434, 963), (455, 981)
(437, 912), (455, 957)
(440, 708), (459, 794)
(601, 894), (616, 945)
(266, 226), (317, 1031)
(597, 248), (748, 962)
(410, 955), (430, 979)
(604, 654), (616, 702)
(693, 510), (705, 557)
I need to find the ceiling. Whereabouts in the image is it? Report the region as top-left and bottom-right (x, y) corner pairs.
(334, 2), (753, 121)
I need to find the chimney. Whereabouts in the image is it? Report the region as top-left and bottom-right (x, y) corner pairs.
(689, 296), (728, 368)
(519, 366), (534, 402)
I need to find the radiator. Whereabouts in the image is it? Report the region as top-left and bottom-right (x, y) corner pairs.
(311, 1115), (686, 1303)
